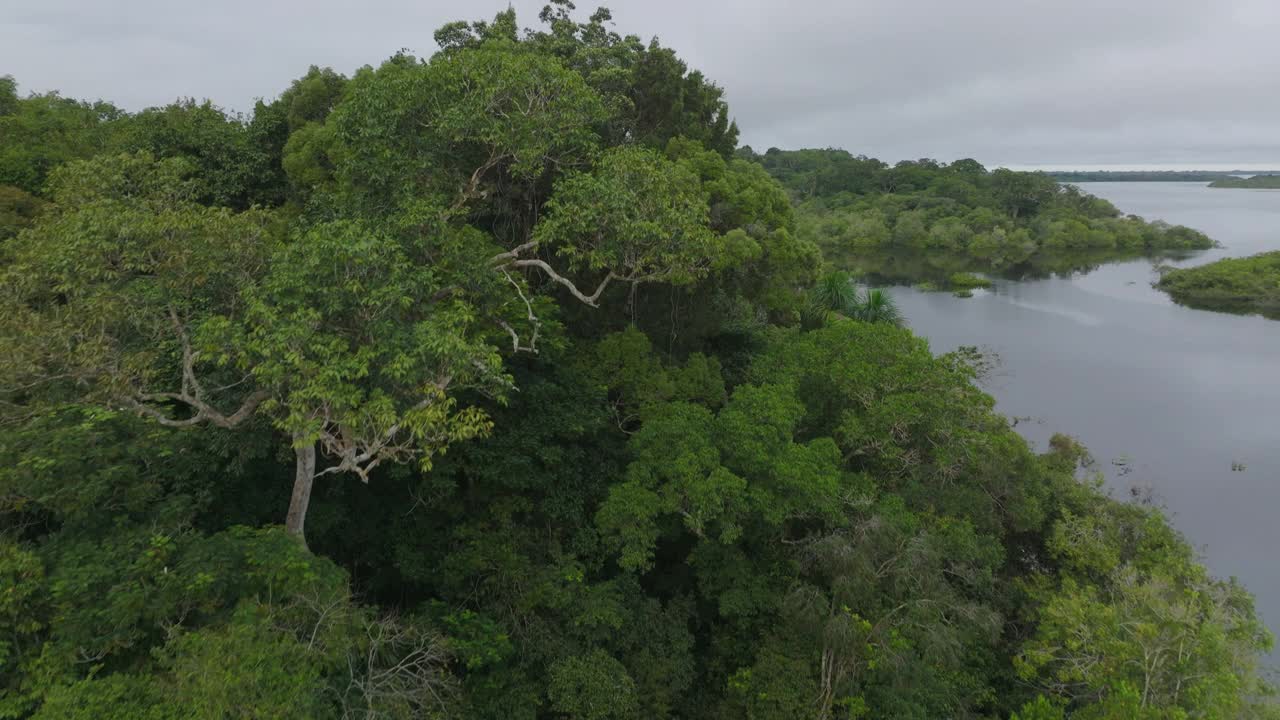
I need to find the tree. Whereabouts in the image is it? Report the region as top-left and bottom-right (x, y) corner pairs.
(1017, 499), (1275, 717)
(846, 288), (904, 327)
(111, 99), (278, 209)
(256, 62), (727, 544)
(0, 79), (122, 194)
(548, 649), (638, 720)
(802, 274), (904, 329)
(949, 158), (987, 176)
(326, 42), (605, 220)
(991, 168), (1058, 220)
(805, 271), (859, 327)
(0, 75), (17, 116)
(531, 145), (720, 298)
(248, 65), (349, 207)
(234, 217), (509, 542)
(504, 4), (740, 158)
(5, 42), (734, 549)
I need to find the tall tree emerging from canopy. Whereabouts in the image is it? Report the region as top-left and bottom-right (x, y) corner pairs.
(435, 2), (740, 158)
(253, 40), (731, 545)
(4, 30), (737, 548)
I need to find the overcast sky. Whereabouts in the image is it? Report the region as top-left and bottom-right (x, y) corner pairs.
(4, 0), (1278, 168)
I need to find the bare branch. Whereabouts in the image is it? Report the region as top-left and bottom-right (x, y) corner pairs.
(498, 270), (541, 354)
(510, 258), (618, 306)
(340, 614), (455, 719)
(167, 305), (205, 402)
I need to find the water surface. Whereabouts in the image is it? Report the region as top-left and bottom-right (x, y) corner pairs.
(893, 182), (1280, 642)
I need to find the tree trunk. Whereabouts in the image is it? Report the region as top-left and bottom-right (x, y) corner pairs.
(287, 439), (316, 548)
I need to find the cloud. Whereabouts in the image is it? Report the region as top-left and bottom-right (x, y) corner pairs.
(2, 0), (1277, 166)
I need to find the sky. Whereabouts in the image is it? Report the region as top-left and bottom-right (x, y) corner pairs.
(4, 0), (1279, 168)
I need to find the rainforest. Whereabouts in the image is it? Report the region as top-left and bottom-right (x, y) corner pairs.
(1, 6), (1276, 720)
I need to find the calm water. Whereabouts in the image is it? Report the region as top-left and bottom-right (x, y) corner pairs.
(894, 182), (1280, 641)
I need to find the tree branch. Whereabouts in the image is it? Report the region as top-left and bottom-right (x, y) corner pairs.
(314, 376), (456, 483)
(128, 388), (268, 430)
(509, 259), (618, 307)
(454, 153), (506, 210)
(167, 305), (205, 402)
(489, 241), (538, 266)
(498, 270), (540, 353)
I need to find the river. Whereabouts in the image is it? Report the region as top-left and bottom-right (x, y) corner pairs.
(892, 182), (1280, 643)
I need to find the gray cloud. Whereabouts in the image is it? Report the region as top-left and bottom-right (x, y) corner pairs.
(2, 0), (1277, 167)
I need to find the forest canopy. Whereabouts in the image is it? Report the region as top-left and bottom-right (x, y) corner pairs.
(1, 5), (1275, 719)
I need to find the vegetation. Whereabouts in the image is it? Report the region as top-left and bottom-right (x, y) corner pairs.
(950, 272), (993, 289)
(1157, 251), (1280, 318)
(801, 271), (905, 329)
(1, 5), (1275, 719)
(747, 148), (1217, 286)
(1208, 175), (1280, 189)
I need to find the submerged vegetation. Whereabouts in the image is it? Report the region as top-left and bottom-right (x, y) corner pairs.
(747, 148), (1216, 286)
(1157, 251), (1280, 318)
(950, 271), (993, 289)
(0, 5), (1275, 719)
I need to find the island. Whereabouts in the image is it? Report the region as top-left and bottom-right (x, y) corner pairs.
(1156, 251), (1280, 318)
(1207, 175), (1280, 189)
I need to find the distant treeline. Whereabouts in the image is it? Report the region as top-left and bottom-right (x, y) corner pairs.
(1208, 175), (1280, 189)
(1048, 170), (1280, 182)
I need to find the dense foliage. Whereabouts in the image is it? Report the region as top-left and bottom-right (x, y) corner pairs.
(1156, 251), (1280, 318)
(747, 148), (1216, 287)
(1, 5), (1275, 719)
(1208, 175), (1280, 189)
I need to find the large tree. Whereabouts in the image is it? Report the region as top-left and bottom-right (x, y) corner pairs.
(4, 40), (732, 548)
